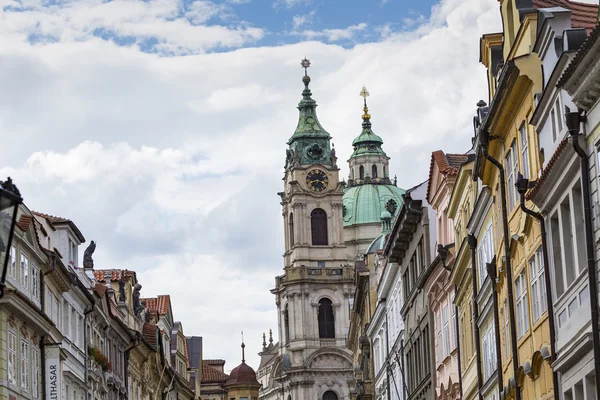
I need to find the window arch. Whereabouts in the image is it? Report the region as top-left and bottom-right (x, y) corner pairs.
(359, 165), (365, 180)
(289, 212), (294, 247)
(323, 391), (338, 400)
(311, 209), (328, 245)
(372, 164), (377, 178)
(318, 298), (335, 338)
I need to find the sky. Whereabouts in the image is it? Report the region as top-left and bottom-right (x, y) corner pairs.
(2, 0), (596, 371)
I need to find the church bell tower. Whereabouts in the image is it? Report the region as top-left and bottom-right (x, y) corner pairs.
(272, 59), (354, 400)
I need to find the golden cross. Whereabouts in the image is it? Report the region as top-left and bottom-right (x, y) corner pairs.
(360, 86), (369, 106)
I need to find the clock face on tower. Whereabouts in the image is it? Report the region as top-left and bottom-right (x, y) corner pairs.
(306, 169), (329, 192)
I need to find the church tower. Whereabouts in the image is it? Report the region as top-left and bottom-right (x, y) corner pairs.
(272, 59), (354, 400)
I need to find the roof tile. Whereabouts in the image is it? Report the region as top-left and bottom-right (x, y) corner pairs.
(141, 295), (171, 316)
(93, 269), (137, 283)
(533, 0), (598, 31)
(16, 214), (33, 232)
(201, 363), (229, 384)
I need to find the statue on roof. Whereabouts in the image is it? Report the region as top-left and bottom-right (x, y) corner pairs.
(82, 240), (96, 269)
(133, 283), (144, 316)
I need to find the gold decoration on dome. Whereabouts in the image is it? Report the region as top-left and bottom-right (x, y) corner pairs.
(360, 85), (371, 120)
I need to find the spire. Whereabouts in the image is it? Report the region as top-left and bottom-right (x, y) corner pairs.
(269, 329), (273, 344)
(285, 58), (333, 167)
(262, 332), (267, 350)
(241, 331), (246, 363)
(350, 86), (385, 158)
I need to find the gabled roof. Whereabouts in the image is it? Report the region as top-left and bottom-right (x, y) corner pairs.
(201, 363), (229, 384)
(31, 211), (86, 243)
(141, 295), (172, 316)
(533, 0), (598, 31)
(204, 359), (226, 366)
(426, 150), (469, 202)
(143, 323), (159, 349)
(558, 22), (600, 87)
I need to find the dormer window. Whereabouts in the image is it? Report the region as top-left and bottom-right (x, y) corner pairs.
(68, 238), (77, 267)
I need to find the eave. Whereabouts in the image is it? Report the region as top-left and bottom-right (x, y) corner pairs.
(466, 186), (493, 236)
(562, 24), (600, 111)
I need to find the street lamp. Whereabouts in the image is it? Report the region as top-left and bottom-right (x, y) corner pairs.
(0, 177), (23, 299)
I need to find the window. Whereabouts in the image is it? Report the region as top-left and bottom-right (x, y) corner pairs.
(436, 312), (442, 363)
(481, 324), (497, 381)
(20, 251), (29, 289)
(503, 300), (511, 362)
(372, 165), (377, 178)
(519, 122), (530, 179)
(284, 304), (290, 343)
(289, 213), (294, 246)
(8, 330), (17, 385)
(505, 140), (518, 210)
(451, 294), (457, 348)
(383, 165), (387, 177)
(318, 298), (335, 338)
(515, 270), (530, 338)
(359, 166), (364, 180)
(31, 265), (39, 300)
(373, 338), (380, 371)
(8, 245), (16, 279)
(477, 223), (494, 287)
(323, 391), (338, 400)
(443, 304), (450, 357)
(310, 209), (328, 246)
(21, 339), (29, 392)
(530, 247), (547, 322)
(32, 347), (39, 398)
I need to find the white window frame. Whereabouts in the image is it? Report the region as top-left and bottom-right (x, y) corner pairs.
(442, 304), (450, 357)
(530, 247), (547, 322)
(20, 251), (29, 290)
(519, 122), (530, 179)
(516, 270), (530, 338)
(436, 312), (443, 363)
(503, 300), (511, 362)
(477, 223), (494, 287)
(31, 264), (39, 300)
(9, 245), (17, 279)
(506, 140), (519, 211)
(21, 338), (29, 392)
(32, 347), (39, 399)
(481, 324), (496, 381)
(8, 329), (17, 386)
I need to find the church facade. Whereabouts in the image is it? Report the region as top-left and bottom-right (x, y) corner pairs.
(257, 61), (405, 400)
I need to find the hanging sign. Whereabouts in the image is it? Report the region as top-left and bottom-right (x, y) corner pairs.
(45, 346), (61, 400)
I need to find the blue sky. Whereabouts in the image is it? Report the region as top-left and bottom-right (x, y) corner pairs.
(13, 0), (441, 54)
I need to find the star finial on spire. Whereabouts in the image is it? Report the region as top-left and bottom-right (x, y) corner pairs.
(301, 57), (311, 76)
(360, 86), (371, 121)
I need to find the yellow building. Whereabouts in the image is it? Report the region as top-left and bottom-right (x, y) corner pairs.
(474, 2), (552, 398)
(448, 156), (478, 400)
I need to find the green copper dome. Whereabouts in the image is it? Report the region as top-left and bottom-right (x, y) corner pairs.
(343, 184), (405, 227)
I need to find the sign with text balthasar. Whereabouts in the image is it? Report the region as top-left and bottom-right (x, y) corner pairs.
(45, 346), (61, 400)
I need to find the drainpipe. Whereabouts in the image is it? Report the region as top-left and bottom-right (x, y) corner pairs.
(384, 309), (391, 400)
(468, 235), (484, 400)
(515, 174), (559, 400)
(438, 244), (463, 397)
(83, 304), (94, 400)
(479, 130), (521, 400)
(487, 258), (503, 397)
(566, 111), (600, 399)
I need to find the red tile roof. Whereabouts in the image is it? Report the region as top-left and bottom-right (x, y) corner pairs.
(558, 22), (600, 87)
(427, 150), (469, 201)
(204, 359), (226, 366)
(526, 137), (570, 200)
(93, 269), (137, 283)
(533, 0), (599, 31)
(143, 323), (159, 349)
(141, 295), (172, 316)
(201, 363), (229, 384)
(16, 214), (33, 232)
(31, 211), (86, 242)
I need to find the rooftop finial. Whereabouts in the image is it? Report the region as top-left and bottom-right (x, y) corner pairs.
(269, 329), (273, 344)
(360, 86), (371, 122)
(301, 57), (311, 76)
(241, 331), (246, 363)
(262, 332), (267, 349)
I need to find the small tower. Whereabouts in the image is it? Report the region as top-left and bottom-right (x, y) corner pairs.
(224, 339), (260, 400)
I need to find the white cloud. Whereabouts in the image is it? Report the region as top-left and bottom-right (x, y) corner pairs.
(299, 22), (368, 42)
(1, 0), (502, 367)
(273, 0), (310, 9)
(292, 9), (315, 29)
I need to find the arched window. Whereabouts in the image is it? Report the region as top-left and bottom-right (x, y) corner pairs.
(284, 304), (290, 343)
(311, 209), (328, 246)
(383, 165), (387, 177)
(323, 391), (338, 400)
(289, 212), (294, 247)
(318, 298), (335, 338)
(359, 165), (364, 180)
(372, 164), (377, 178)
